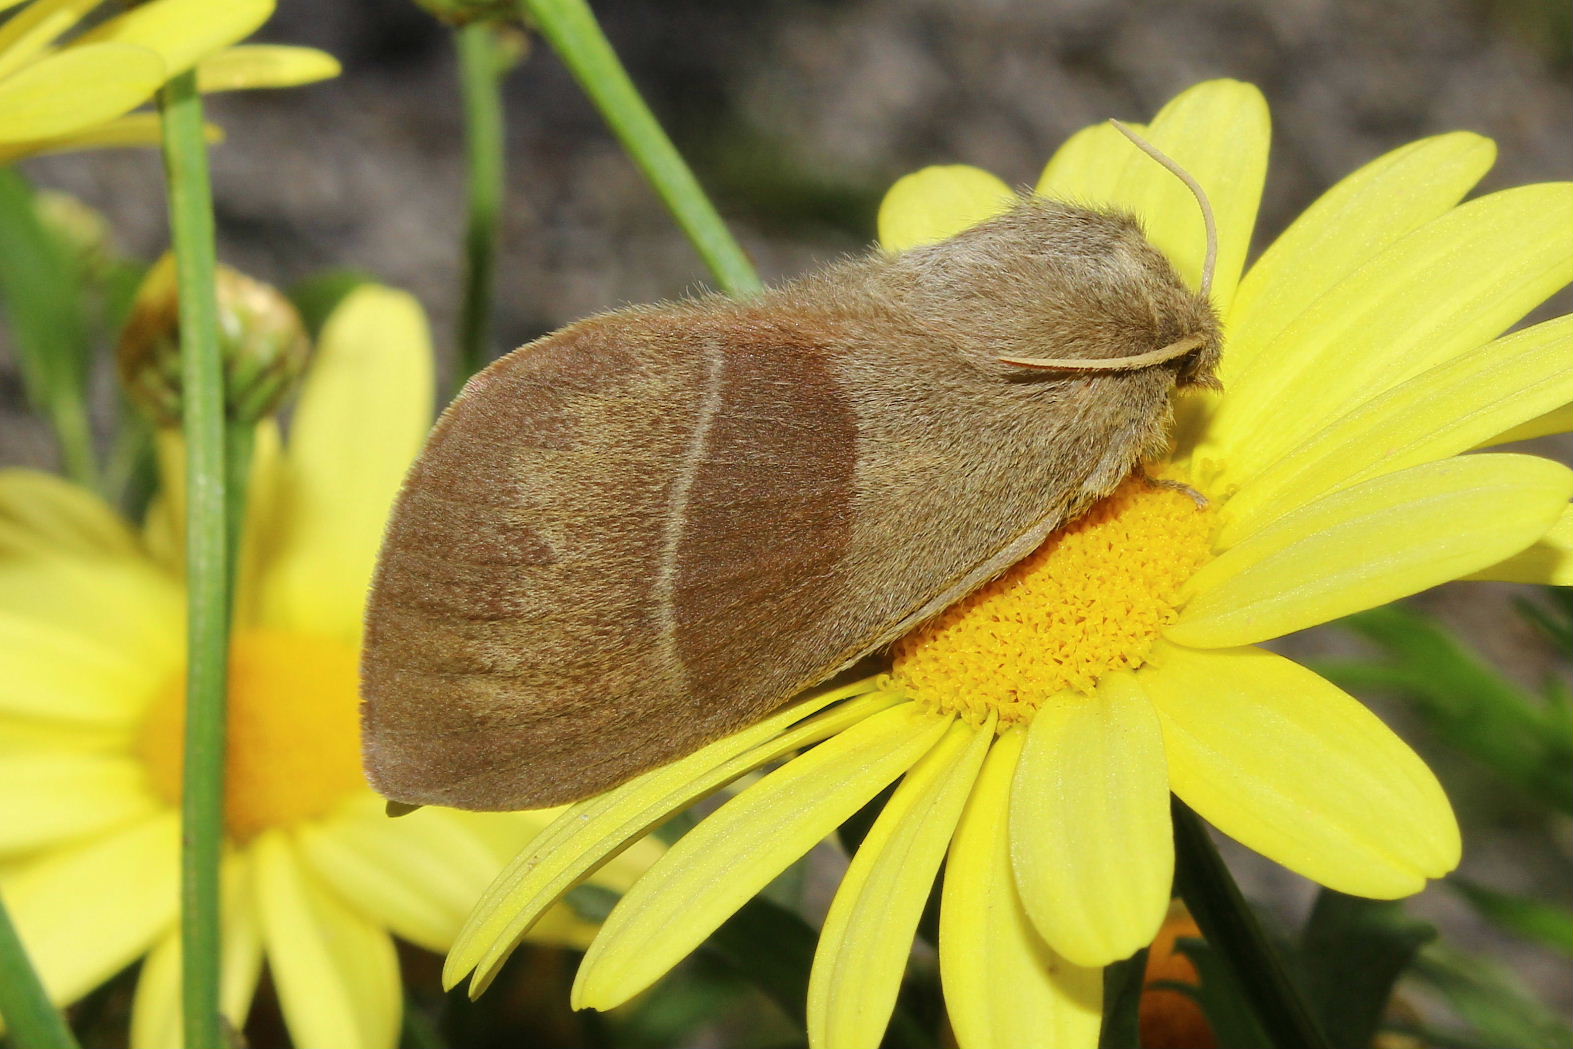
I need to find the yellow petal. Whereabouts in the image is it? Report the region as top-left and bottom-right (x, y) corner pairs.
(1209, 183), (1573, 481)
(0, 0), (104, 82)
(572, 703), (949, 1011)
(130, 854), (264, 1049)
(0, 607), (170, 727)
(1109, 79), (1269, 312)
(254, 831), (401, 1049)
(296, 796), (504, 954)
(0, 753), (158, 857)
(0, 112), (223, 165)
(1467, 503), (1572, 585)
(196, 44), (340, 92)
(0, 812), (177, 1006)
(258, 286), (433, 640)
(1477, 403), (1573, 448)
(1009, 673), (1172, 967)
(1144, 643), (1459, 896)
(876, 166), (1016, 252)
(940, 729), (1102, 1049)
(1219, 317), (1573, 545)
(807, 717), (990, 1049)
(1036, 121), (1145, 209)
(1174, 454), (1573, 648)
(0, 468), (139, 558)
(1223, 132), (1496, 388)
(438, 806), (662, 951)
(0, 41), (163, 143)
(77, 0), (272, 78)
(450, 681), (892, 994)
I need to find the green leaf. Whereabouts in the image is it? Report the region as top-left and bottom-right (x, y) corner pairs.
(287, 268), (377, 341)
(1097, 948), (1148, 1049)
(1410, 943), (1573, 1049)
(1172, 938), (1272, 1049)
(1450, 879), (1573, 956)
(0, 168), (97, 485)
(1298, 890), (1435, 1049)
(1323, 605), (1573, 812)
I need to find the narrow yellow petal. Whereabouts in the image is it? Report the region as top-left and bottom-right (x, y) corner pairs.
(130, 854), (264, 1049)
(0, 41), (163, 143)
(1219, 317), (1573, 545)
(876, 166), (1016, 252)
(0, 812), (177, 1006)
(0, 0), (103, 80)
(1174, 454), (1573, 648)
(450, 682), (892, 993)
(0, 469), (140, 557)
(1010, 673), (1172, 967)
(197, 44), (340, 92)
(1110, 79), (1269, 312)
(259, 286), (433, 639)
(807, 718), (990, 1049)
(0, 113), (223, 164)
(440, 805), (667, 951)
(1224, 132), (1496, 388)
(0, 609), (167, 727)
(572, 703), (949, 1011)
(941, 729), (1102, 1049)
(254, 832), (401, 1049)
(1477, 403), (1573, 448)
(1210, 183), (1573, 480)
(77, 0), (272, 78)
(1467, 504), (1572, 585)
(0, 753), (158, 857)
(1036, 121), (1145, 209)
(1145, 644), (1459, 896)
(296, 797), (504, 953)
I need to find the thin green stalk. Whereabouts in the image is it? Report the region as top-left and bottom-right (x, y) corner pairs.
(0, 890), (80, 1049)
(158, 71), (231, 1049)
(47, 391), (98, 490)
(1172, 799), (1332, 1049)
(518, 0), (760, 294)
(454, 22), (508, 390)
(224, 421), (253, 583)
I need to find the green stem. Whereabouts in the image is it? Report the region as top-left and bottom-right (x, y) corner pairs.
(223, 422), (253, 586)
(1172, 799), (1332, 1049)
(158, 71), (231, 1049)
(48, 389), (98, 491)
(0, 890), (80, 1049)
(454, 22), (508, 391)
(518, 0), (760, 294)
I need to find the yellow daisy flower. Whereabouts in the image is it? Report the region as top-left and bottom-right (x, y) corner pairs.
(0, 284), (661, 1048)
(0, 0), (339, 164)
(444, 79), (1572, 1049)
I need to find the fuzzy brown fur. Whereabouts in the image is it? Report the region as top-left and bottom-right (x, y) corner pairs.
(361, 197), (1220, 810)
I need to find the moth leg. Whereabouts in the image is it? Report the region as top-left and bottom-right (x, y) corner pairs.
(1136, 467), (1209, 508)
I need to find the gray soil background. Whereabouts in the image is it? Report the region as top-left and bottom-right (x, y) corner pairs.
(3, 0), (1571, 1036)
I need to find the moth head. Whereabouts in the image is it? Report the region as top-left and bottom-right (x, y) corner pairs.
(1001, 120), (1223, 391)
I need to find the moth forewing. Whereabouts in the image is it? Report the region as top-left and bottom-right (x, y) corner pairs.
(360, 197), (1220, 811)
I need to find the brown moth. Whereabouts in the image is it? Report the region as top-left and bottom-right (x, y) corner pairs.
(361, 131), (1222, 812)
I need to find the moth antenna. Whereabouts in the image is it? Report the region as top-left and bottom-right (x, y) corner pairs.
(1002, 333), (1207, 373)
(1109, 118), (1218, 298)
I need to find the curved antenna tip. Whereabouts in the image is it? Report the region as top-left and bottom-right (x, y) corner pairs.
(1108, 119), (1218, 299)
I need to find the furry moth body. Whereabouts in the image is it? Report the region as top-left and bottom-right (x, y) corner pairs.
(362, 195), (1221, 811)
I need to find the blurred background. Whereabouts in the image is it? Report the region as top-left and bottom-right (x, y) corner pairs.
(2, 0), (1569, 1044)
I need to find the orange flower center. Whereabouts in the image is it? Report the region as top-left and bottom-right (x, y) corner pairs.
(891, 473), (1215, 725)
(138, 629), (367, 840)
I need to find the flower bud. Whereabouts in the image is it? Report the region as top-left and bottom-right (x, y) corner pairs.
(118, 255), (310, 427)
